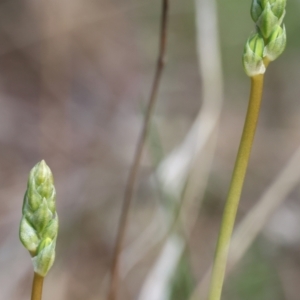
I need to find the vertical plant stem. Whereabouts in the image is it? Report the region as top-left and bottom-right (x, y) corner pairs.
(31, 273), (44, 300)
(208, 74), (265, 300)
(107, 1), (169, 300)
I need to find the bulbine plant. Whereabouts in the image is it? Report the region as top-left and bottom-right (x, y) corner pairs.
(19, 160), (58, 300)
(14, 1), (287, 300)
(208, 1), (287, 300)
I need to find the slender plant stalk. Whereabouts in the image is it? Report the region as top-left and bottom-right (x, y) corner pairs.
(107, 1), (169, 299)
(208, 73), (265, 300)
(31, 273), (44, 300)
(208, 0), (287, 297)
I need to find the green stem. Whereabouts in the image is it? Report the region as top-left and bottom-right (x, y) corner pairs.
(208, 74), (265, 300)
(31, 273), (44, 300)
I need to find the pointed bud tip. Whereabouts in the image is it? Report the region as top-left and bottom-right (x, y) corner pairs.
(35, 160), (50, 173)
(32, 160), (53, 186)
(39, 160), (47, 167)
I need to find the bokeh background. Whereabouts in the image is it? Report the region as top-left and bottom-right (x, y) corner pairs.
(1, 0), (300, 299)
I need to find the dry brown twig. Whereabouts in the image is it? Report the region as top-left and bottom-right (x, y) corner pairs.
(107, 1), (169, 299)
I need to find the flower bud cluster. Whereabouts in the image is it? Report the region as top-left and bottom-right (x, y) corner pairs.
(19, 160), (58, 277)
(243, 0), (287, 77)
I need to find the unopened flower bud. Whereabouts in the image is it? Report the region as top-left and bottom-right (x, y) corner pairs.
(19, 160), (58, 276)
(269, 0), (286, 20)
(251, 0), (286, 38)
(243, 33), (266, 77)
(264, 24), (286, 61)
(251, 0), (263, 22)
(32, 238), (56, 277)
(19, 217), (40, 253)
(258, 3), (280, 38)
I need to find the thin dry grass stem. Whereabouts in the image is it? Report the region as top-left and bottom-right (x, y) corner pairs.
(147, 0), (224, 258)
(107, 1), (169, 299)
(137, 0), (224, 297)
(156, 0), (223, 200)
(175, 0), (224, 241)
(190, 144), (300, 300)
(136, 134), (218, 300)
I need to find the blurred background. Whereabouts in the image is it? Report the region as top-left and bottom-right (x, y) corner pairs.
(1, 0), (300, 299)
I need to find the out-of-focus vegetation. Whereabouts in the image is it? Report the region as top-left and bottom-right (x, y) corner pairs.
(0, 0), (300, 299)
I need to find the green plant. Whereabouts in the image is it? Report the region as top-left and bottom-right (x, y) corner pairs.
(208, 1), (287, 299)
(19, 160), (58, 300)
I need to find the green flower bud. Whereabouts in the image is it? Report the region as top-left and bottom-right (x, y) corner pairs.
(42, 214), (59, 241)
(252, 0), (286, 21)
(258, 3), (280, 38)
(19, 160), (58, 276)
(249, 33), (265, 57)
(243, 33), (266, 77)
(251, 0), (286, 38)
(19, 217), (39, 253)
(32, 238), (56, 277)
(264, 25), (286, 61)
(269, 0), (286, 20)
(251, 0), (263, 22)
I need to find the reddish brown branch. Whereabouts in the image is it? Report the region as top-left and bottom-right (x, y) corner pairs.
(107, 1), (169, 299)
